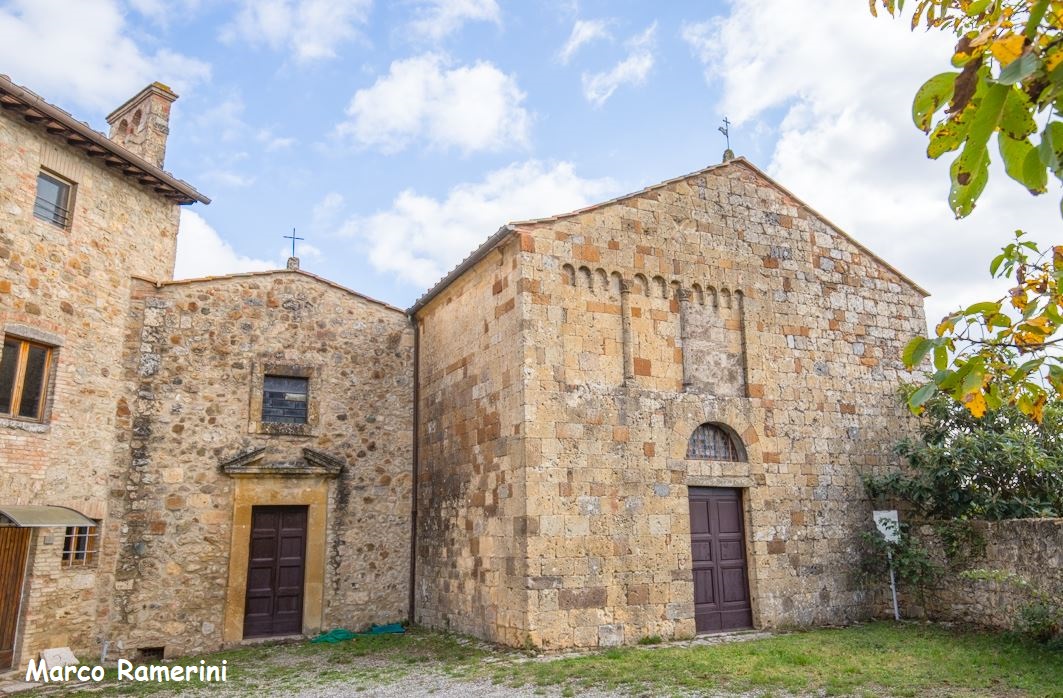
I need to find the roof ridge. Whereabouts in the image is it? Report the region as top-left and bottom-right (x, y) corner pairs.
(148, 268), (406, 314)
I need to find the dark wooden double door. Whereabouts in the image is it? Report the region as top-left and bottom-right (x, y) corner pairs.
(0, 527), (30, 670)
(243, 506), (307, 638)
(689, 487), (753, 632)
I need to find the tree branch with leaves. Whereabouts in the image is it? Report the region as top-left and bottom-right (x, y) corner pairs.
(871, 0), (1062, 421)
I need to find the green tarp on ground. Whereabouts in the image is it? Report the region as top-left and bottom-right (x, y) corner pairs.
(310, 624), (405, 643)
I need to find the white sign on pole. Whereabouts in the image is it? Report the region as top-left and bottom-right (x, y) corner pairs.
(873, 510), (900, 543)
(872, 509), (902, 621)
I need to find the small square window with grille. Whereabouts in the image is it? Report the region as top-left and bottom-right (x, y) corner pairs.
(61, 524), (99, 568)
(33, 171), (73, 228)
(687, 423), (742, 461)
(262, 375), (309, 424)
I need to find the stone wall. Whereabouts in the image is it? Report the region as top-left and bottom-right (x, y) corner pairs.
(895, 519), (1063, 629)
(0, 108), (181, 667)
(107, 271), (413, 658)
(414, 234), (530, 646)
(509, 160), (927, 648)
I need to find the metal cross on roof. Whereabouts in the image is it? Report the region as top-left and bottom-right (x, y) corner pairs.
(284, 228), (304, 258)
(718, 117), (731, 151)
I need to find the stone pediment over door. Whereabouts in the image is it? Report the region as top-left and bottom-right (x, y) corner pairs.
(219, 447), (345, 478)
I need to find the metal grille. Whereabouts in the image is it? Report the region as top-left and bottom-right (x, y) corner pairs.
(687, 423), (741, 461)
(262, 375), (308, 424)
(61, 525), (98, 568)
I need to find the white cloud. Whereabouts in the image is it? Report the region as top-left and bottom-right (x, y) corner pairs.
(340, 161), (616, 286)
(129, 0), (202, 25)
(335, 54), (531, 153)
(222, 0), (372, 63)
(200, 170), (255, 188)
(558, 18), (611, 64)
(174, 210), (274, 279)
(312, 192), (345, 230)
(256, 129), (297, 151)
(408, 0), (500, 42)
(581, 22), (655, 106)
(0, 0), (210, 112)
(686, 2), (1061, 327)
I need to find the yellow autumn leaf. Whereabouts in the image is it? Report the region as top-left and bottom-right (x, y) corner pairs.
(990, 33), (1026, 65)
(935, 317), (956, 337)
(1031, 394), (1047, 423)
(962, 390), (988, 418)
(1048, 50), (1063, 72)
(1011, 289), (1029, 311)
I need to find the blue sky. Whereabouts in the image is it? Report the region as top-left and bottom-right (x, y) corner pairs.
(1, 0), (1058, 322)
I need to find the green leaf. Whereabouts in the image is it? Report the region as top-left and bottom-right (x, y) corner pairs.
(928, 108), (972, 158)
(934, 344), (948, 372)
(998, 135), (1045, 192)
(1039, 121), (1063, 177)
(989, 252), (1007, 275)
(902, 336), (933, 367)
(959, 363), (984, 397)
(950, 154), (990, 217)
(912, 72), (958, 132)
(1022, 145), (1049, 193)
(966, 0), (991, 15)
(964, 301), (1001, 315)
(950, 83), (1009, 217)
(999, 88), (1036, 139)
(909, 382), (938, 410)
(995, 52), (1039, 85)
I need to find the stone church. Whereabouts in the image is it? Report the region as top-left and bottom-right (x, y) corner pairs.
(0, 75), (926, 671)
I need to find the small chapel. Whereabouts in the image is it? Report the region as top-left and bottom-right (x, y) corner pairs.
(0, 76), (927, 671)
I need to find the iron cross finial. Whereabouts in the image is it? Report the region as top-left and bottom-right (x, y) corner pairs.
(283, 228), (304, 258)
(718, 117), (731, 151)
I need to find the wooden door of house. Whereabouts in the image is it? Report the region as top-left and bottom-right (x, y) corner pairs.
(0, 527), (30, 670)
(688, 487), (753, 633)
(243, 506), (307, 638)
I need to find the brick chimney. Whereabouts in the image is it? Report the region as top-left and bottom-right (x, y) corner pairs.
(106, 82), (178, 168)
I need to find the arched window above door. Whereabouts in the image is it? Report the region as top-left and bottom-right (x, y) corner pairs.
(686, 423), (745, 461)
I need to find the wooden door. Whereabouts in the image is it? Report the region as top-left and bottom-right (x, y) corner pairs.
(688, 487), (753, 632)
(243, 506), (307, 638)
(0, 528), (30, 670)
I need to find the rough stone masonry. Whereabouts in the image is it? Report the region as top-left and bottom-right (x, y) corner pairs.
(1, 74), (927, 669)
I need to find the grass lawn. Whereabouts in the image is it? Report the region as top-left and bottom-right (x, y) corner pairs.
(497, 622), (1063, 697)
(39, 621), (1063, 697)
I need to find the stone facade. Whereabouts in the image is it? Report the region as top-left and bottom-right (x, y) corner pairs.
(2, 75), (932, 669)
(107, 272), (413, 658)
(414, 161), (927, 649)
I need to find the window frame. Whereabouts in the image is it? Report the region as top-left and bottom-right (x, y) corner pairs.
(61, 523), (100, 568)
(33, 169), (75, 229)
(0, 336), (53, 422)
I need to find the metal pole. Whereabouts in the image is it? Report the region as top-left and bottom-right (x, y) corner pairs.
(887, 549), (900, 621)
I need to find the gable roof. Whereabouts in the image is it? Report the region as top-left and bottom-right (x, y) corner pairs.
(408, 157), (928, 314)
(0, 74), (209, 205)
(138, 268), (405, 315)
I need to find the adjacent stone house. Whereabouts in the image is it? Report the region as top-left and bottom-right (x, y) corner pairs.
(0, 75), (927, 670)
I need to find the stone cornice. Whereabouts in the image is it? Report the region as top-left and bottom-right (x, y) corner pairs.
(220, 447), (344, 478)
